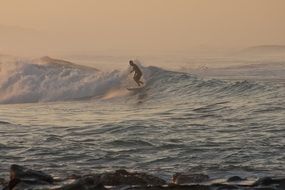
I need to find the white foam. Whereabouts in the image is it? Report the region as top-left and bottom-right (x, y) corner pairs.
(0, 56), (132, 104)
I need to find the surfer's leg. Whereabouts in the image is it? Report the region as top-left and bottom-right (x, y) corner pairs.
(136, 74), (143, 85)
(134, 75), (141, 86)
(134, 74), (141, 86)
(135, 79), (141, 86)
(136, 81), (141, 86)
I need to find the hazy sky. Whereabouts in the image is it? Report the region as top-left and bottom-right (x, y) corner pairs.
(0, 0), (285, 55)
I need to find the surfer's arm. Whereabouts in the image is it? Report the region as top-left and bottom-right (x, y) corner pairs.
(130, 68), (134, 73)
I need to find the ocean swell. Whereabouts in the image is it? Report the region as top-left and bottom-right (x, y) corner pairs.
(0, 56), (283, 104)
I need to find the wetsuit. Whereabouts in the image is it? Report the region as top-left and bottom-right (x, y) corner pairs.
(130, 64), (143, 86)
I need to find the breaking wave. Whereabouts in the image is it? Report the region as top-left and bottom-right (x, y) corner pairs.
(0, 56), (131, 103)
(0, 56), (283, 104)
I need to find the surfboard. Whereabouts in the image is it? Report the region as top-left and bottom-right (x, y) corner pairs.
(127, 86), (145, 91)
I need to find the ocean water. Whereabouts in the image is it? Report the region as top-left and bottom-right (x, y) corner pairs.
(0, 57), (284, 180)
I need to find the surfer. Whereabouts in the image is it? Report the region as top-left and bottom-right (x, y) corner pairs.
(129, 60), (144, 86)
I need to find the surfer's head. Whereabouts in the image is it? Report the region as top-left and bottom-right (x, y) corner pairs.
(129, 60), (134, 66)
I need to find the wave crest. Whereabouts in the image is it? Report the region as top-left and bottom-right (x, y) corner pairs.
(0, 57), (127, 103)
(0, 56), (281, 104)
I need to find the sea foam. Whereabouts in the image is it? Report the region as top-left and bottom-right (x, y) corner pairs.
(0, 56), (132, 104)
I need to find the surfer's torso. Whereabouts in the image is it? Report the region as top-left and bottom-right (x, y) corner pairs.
(131, 64), (142, 75)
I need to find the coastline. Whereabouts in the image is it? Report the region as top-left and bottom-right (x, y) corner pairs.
(1, 165), (285, 190)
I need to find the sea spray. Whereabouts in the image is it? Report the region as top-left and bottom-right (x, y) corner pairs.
(0, 56), (132, 103)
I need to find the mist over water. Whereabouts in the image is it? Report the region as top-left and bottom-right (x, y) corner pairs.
(0, 54), (284, 179)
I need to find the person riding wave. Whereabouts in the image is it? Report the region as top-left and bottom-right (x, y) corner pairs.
(129, 60), (144, 86)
